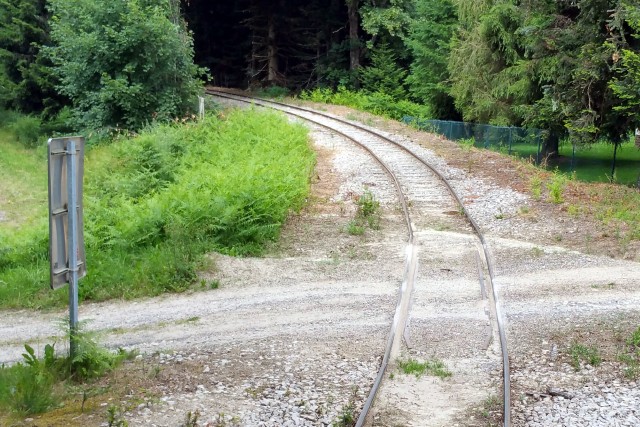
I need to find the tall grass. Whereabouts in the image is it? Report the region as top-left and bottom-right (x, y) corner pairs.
(0, 108), (315, 309)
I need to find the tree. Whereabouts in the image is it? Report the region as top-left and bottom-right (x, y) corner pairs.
(609, 2), (640, 135)
(448, 0), (640, 150)
(360, 42), (407, 98)
(404, 0), (458, 118)
(47, 0), (203, 131)
(0, 0), (63, 115)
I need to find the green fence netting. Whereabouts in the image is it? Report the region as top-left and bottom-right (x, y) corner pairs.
(404, 117), (640, 186)
(403, 117), (545, 162)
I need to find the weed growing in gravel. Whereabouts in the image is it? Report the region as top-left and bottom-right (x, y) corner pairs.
(346, 220), (366, 236)
(345, 190), (381, 236)
(618, 327), (640, 379)
(106, 404), (128, 426)
(333, 403), (356, 427)
(397, 358), (452, 378)
(0, 325), (133, 418)
(332, 387), (359, 427)
(477, 395), (502, 426)
(547, 169), (568, 204)
(181, 410), (200, 427)
(568, 343), (602, 370)
(529, 174), (543, 200)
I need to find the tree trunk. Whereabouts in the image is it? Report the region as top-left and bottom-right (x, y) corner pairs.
(541, 131), (559, 158)
(267, 8), (278, 83)
(347, 0), (361, 85)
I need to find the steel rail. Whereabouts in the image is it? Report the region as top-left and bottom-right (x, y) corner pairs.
(206, 89), (511, 427)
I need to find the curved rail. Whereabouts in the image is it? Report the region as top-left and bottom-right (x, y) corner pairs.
(206, 89), (511, 427)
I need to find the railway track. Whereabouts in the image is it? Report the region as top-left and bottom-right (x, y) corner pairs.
(206, 88), (511, 427)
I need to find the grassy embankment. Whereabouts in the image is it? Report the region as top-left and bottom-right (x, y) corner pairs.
(0, 108), (315, 309)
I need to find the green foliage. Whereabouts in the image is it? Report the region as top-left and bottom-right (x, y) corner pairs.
(628, 326), (640, 348)
(447, 0), (640, 144)
(255, 86), (290, 99)
(0, 109), (315, 309)
(546, 170), (568, 204)
(609, 4), (640, 132)
(47, 0), (204, 131)
(0, 0), (64, 115)
(106, 405), (129, 427)
(0, 345), (58, 415)
(345, 190), (381, 235)
(620, 326), (640, 379)
(332, 403), (355, 427)
(0, 326), (129, 417)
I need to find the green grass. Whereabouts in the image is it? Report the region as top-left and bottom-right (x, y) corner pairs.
(397, 358), (452, 378)
(0, 108), (315, 309)
(0, 130), (49, 229)
(593, 184), (640, 240)
(619, 326), (640, 379)
(550, 140), (640, 185)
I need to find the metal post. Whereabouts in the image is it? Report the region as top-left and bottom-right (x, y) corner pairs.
(198, 96), (205, 121)
(66, 139), (79, 358)
(508, 127), (512, 155)
(611, 142), (619, 180)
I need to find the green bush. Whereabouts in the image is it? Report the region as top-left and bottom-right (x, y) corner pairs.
(299, 87), (431, 121)
(48, 0), (204, 131)
(10, 115), (43, 148)
(256, 85), (290, 99)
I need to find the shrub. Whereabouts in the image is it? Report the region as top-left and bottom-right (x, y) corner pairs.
(10, 115), (43, 148)
(48, 0), (204, 131)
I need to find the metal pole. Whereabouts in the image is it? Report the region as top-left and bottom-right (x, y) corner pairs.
(198, 96), (205, 121)
(67, 139), (79, 358)
(611, 142), (619, 179)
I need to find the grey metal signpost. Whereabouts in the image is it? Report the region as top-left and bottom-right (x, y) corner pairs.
(48, 137), (86, 358)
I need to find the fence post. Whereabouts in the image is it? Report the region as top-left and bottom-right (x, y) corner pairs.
(611, 142), (619, 180)
(508, 127), (513, 155)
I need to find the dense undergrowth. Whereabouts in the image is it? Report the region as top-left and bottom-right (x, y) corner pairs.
(298, 86), (431, 122)
(0, 108), (315, 309)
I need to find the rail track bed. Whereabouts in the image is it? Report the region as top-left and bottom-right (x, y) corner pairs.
(208, 89), (511, 426)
